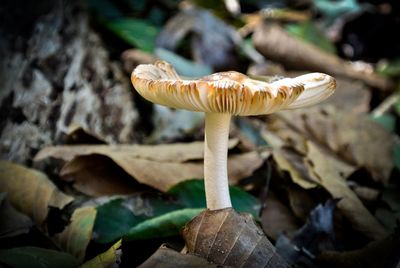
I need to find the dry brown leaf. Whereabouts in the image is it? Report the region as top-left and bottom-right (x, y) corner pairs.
(138, 244), (216, 268)
(321, 77), (371, 114)
(0, 161), (74, 228)
(35, 140), (238, 163)
(261, 192), (299, 241)
(35, 140), (262, 192)
(316, 232), (400, 268)
(272, 147), (317, 189)
(253, 22), (393, 91)
(60, 155), (142, 197)
(265, 138), (387, 240)
(352, 186), (380, 204)
(183, 208), (289, 267)
(54, 206), (97, 262)
(286, 186), (316, 221)
(268, 106), (394, 184)
(305, 141), (388, 240)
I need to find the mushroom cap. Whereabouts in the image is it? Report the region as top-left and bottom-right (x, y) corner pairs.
(131, 61), (336, 116)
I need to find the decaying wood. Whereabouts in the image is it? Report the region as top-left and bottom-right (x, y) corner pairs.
(183, 208), (289, 267)
(253, 22), (394, 91)
(0, 0), (139, 164)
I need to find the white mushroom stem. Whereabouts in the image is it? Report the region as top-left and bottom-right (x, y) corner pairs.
(204, 112), (233, 210)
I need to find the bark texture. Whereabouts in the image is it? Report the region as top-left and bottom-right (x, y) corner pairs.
(0, 0), (138, 163)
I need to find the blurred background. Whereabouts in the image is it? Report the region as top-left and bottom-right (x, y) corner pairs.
(0, 0), (400, 267)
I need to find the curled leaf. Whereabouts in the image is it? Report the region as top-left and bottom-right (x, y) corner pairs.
(35, 140), (262, 192)
(54, 207), (97, 262)
(306, 142), (387, 240)
(82, 239), (122, 268)
(183, 208), (289, 267)
(253, 22), (393, 91)
(0, 161), (73, 228)
(125, 208), (203, 241)
(268, 106), (394, 184)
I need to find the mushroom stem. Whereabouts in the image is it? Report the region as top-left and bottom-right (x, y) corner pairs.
(204, 112), (233, 210)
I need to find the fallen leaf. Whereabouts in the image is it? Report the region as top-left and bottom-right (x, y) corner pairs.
(35, 140), (238, 163)
(81, 239), (122, 268)
(125, 208), (203, 241)
(305, 141), (388, 240)
(261, 192), (299, 241)
(0, 247), (79, 268)
(352, 186), (380, 204)
(316, 231), (400, 268)
(276, 200), (338, 266)
(183, 208), (289, 267)
(265, 137), (388, 240)
(138, 244), (216, 268)
(63, 124), (107, 145)
(93, 179), (261, 243)
(60, 154), (143, 197)
(272, 147), (318, 189)
(286, 185), (317, 221)
(93, 194), (184, 243)
(314, 77), (371, 114)
(35, 140), (263, 192)
(253, 22), (393, 91)
(169, 179), (261, 218)
(0, 161), (74, 228)
(0, 192), (33, 238)
(54, 206), (97, 262)
(267, 106), (394, 184)
(156, 7), (240, 70)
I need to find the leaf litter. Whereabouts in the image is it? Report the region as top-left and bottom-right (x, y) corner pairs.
(2, 0), (400, 267)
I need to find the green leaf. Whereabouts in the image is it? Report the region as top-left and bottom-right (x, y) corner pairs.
(0, 247), (79, 268)
(94, 195), (183, 243)
(377, 58), (400, 78)
(370, 114), (396, 133)
(94, 180), (260, 243)
(155, 48), (213, 77)
(124, 208), (203, 240)
(104, 18), (159, 52)
(168, 179), (261, 219)
(286, 21), (336, 54)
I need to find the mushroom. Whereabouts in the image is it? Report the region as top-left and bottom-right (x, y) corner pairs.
(131, 61), (335, 210)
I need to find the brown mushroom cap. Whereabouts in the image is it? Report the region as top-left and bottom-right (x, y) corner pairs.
(131, 61), (335, 116)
